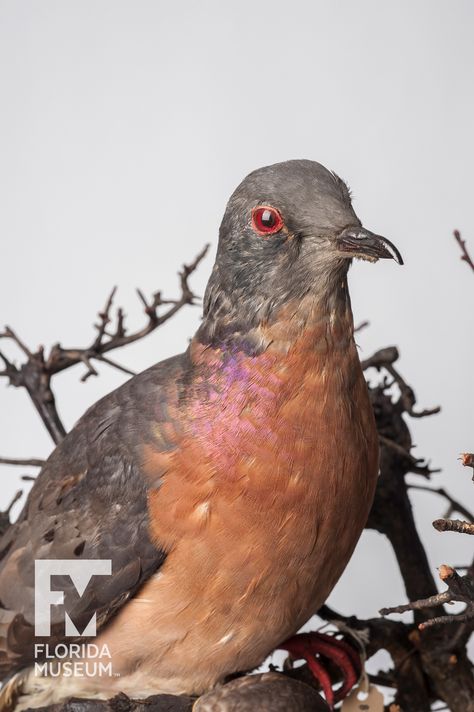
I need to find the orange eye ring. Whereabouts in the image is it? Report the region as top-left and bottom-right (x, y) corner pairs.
(251, 206), (284, 235)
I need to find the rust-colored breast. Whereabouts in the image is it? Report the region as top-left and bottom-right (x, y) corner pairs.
(95, 308), (378, 694)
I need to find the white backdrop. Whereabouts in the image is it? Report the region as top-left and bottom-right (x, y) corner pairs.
(1, 0), (473, 701)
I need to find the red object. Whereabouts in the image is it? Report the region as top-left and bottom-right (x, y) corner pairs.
(278, 631), (362, 709)
(251, 205), (284, 235)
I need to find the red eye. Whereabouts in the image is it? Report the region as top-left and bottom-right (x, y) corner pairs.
(251, 206), (284, 235)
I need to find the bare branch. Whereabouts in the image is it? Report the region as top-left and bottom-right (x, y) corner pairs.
(0, 489), (24, 537)
(361, 345), (399, 371)
(0, 245), (209, 442)
(381, 436), (439, 477)
(94, 354), (136, 377)
(0, 326), (32, 357)
(380, 590), (453, 617)
(91, 287), (117, 351)
(0, 457), (45, 467)
(433, 518), (474, 535)
(362, 347), (440, 419)
(453, 230), (474, 273)
(418, 610), (474, 631)
(4, 489), (23, 514)
(44, 243), (210, 379)
(409, 484), (474, 522)
(380, 566), (474, 632)
(354, 320), (370, 333)
(0, 348), (21, 384)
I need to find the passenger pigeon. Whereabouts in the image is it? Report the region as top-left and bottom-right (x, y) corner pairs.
(0, 160), (402, 710)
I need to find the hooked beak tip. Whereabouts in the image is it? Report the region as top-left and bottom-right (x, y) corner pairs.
(337, 227), (403, 266)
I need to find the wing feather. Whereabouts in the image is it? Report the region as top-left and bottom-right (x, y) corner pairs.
(0, 352), (189, 678)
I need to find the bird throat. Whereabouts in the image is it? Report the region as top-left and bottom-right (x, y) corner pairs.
(196, 273), (353, 358)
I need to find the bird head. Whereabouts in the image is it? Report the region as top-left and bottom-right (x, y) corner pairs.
(200, 160), (402, 349)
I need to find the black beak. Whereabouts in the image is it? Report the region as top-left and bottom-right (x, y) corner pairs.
(337, 227), (403, 265)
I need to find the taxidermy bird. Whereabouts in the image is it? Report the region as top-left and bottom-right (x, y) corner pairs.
(0, 160), (402, 711)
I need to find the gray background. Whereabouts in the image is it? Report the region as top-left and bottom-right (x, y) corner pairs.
(1, 0), (473, 701)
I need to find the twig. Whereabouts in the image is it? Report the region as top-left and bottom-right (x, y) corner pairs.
(453, 230), (474, 273)
(380, 591), (453, 617)
(4, 489), (23, 514)
(0, 326), (32, 357)
(380, 566), (474, 631)
(0, 245), (209, 442)
(354, 320), (370, 333)
(45, 243), (209, 377)
(418, 610), (474, 630)
(429, 453), (474, 534)
(433, 519), (474, 535)
(362, 347), (440, 419)
(361, 346), (399, 371)
(0, 489), (23, 536)
(408, 484), (474, 522)
(94, 354), (136, 377)
(0, 457), (45, 467)
(381, 437), (439, 477)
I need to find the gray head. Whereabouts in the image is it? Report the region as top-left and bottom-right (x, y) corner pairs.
(200, 159), (402, 346)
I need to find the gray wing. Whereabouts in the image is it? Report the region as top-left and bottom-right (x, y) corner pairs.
(0, 352), (188, 678)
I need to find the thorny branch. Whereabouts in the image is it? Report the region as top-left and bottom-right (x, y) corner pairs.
(0, 245), (209, 445)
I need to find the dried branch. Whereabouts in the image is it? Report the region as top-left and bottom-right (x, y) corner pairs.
(361, 345), (399, 371)
(381, 436), (439, 478)
(44, 242), (209, 376)
(0, 457), (45, 468)
(453, 230), (474, 273)
(380, 566), (474, 632)
(409, 484), (474, 522)
(362, 347), (440, 419)
(0, 245), (209, 443)
(0, 489), (23, 537)
(364, 347), (474, 711)
(0, 341), (66, 444)
(354, 319), (370, 333)
(428, 451), (474, 534)
(379, 590), (452, 618)
(433, 518), (474, 535)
